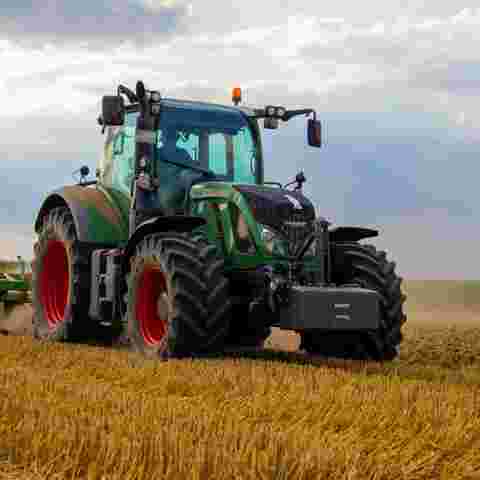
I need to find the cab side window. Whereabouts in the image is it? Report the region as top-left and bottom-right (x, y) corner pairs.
(209, 133), (228, 175)
(233, 127), (256, 183)
(111, 112), (138, 196)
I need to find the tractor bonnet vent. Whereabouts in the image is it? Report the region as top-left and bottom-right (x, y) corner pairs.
(234, 185), (315, 252)
(281, 212), (313, 254)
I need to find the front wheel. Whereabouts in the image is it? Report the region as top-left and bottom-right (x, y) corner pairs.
(125, 232), (230, 358)
(300, 242), (407, 361)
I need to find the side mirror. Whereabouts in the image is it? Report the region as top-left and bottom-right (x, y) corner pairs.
(307, 119), (322, 148)
(264, 117), (279, 129)
(101, 95), (125, 126)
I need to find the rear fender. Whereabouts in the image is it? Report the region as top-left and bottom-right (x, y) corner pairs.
(34, 186), (129, 245)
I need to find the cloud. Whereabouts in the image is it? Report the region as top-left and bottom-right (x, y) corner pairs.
(1, 2), (480, 278)
(412, 61), (480, 95)
(372, 210), (480, 280)
(0, 0), (191, 47)
(0, 228), (35, 261)
(2, 7), (479, 121)
(140, 0), (192, 12)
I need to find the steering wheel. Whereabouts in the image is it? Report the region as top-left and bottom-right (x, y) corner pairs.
(177, 131), (191, 143)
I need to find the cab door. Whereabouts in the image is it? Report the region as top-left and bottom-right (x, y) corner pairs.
(109, 112), (138, 197)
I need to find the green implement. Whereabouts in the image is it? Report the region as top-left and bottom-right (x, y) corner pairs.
(0, 259), (32, 330)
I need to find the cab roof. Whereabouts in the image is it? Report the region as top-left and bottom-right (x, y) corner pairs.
(126, 97), (255, 118)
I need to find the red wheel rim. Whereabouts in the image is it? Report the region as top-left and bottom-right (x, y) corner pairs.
(135, 266), (168, 345)
(39, 240), (69, 328)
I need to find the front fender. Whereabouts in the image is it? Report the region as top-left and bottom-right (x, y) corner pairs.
(121, 215), (206, 275)
(329, 226), (379, 243)
(34, 185), (129, 245)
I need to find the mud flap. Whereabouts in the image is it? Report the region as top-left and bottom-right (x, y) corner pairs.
(277, 286), (380, 330)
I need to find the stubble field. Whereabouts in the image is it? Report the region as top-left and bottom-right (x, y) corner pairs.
(0, 280), (479, 479)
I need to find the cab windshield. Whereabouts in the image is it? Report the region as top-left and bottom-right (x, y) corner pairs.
(155, 101), (259, 184)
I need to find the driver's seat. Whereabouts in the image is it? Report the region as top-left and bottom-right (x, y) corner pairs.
(159, 145), (193, 165)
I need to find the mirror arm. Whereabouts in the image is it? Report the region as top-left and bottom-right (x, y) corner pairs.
(249, 107), (316, 122)
(282, 109), (315, 121)
(249, 108), (266, 118)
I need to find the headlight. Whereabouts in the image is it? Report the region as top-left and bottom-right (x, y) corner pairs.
(150, 103), (161, 115)
(259, 224), (286, 255)
(266, 106), (276, 116)
(150, 91), (161, 102)
(260, 225), (276, 243)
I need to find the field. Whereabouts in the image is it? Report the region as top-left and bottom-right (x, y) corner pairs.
(0, 281), (479, 479)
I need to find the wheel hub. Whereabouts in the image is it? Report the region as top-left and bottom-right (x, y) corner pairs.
(39, 240), (69, 328)
(135, 266), (168, 346)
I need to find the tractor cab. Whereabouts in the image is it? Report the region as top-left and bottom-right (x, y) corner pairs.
(98, 82), (321, 228)
(98, 97), (263, 217)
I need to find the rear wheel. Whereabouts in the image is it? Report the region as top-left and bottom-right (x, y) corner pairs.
(32, 207), (91, 341)
(125, 232), (230, 358)
(300, 242), (406, 361)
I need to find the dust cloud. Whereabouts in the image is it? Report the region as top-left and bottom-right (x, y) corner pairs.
(0, 288), (478, 352)
(0, 304), (33, 336)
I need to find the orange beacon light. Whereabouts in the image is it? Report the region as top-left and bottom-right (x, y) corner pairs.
(232, 87), (242, 105)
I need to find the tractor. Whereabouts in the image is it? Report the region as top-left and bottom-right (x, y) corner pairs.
(31, 81), (406, 360)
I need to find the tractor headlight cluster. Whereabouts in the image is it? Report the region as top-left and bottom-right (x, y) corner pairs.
(259, 224), (286, 255)
(150, 90), (161, 115)
(150, 91), (161, 103)
(265, 105), (286, 119)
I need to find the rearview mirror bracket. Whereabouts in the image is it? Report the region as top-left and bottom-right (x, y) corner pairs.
(264, 117), (279, 129)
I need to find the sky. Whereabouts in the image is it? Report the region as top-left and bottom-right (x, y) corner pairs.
(0, 0), (479, 279)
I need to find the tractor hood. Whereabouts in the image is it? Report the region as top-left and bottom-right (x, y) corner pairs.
(233, 185), (315, 232)
(189, 181), (318, 256)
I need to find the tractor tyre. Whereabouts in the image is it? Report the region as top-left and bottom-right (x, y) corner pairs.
(32, 207), (91, 342)
(189, 233), (269, 349)
(300, 242), (406, 361)
(125, 232), (230, 358)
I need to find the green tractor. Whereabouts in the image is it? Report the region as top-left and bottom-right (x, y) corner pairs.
(31, 81), (406, 360)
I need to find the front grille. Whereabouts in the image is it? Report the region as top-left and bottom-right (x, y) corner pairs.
(281, 213), (313, 255)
